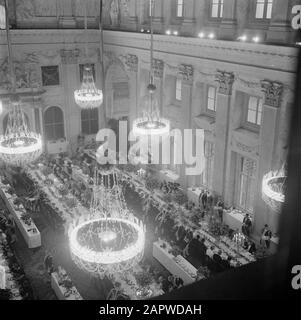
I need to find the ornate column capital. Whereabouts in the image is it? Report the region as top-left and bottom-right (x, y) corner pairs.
(178, 64), (194, 83)
(152, 59), (164, 78)
(215, 70), (235, 95)
(261, 80), (283, 108)
(60, 49), (81, 64)
(124, 54), (138, 73)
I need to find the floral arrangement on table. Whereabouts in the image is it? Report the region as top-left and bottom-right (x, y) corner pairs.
(155, 206), (172, 227)
(145, 176), (160, 191)
(119, 163), (139, 173)
(13, 198), (22, 207)
(58, 185), (69, 197)
(64, 197), (77, 209)
(197, 266), (211, 279)
(20, 212), (32, 227)
(142, 195), (152, 215)
(44, 178), (53, 186)
(134, 271), (153, 288)
(208, 217), (228, 237)
(41, 166), (52, 177)
(173, 190), (188, 206)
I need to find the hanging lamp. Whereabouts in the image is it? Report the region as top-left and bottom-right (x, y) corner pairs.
(132, 0), (170, 137)
(74, 0), (103, 109)
(0, 0), (42, 167)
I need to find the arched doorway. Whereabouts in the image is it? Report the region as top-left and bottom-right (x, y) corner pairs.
(44, 106), (65, 141)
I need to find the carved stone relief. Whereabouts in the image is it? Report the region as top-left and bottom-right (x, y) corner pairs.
(215, 70), (235, 95)
(178, 64), (194, 82)
(0, 53), (41, 90)
(261, 80), (283, 108)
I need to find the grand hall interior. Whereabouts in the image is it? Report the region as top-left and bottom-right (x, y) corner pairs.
(0, 0), (300, 301)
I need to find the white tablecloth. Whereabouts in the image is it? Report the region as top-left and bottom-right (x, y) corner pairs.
(0, 185), (41, 249)
(158, 170), (179, 183)
(223, 210), (245, 232)
(153, 241), (197, 285)
(51, 272), (82, 300)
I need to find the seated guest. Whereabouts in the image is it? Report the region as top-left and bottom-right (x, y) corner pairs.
(175, 225), (186, 249)
(248, 241), (257, 255)
(213, 250), (223, 263)
(206, 246), (215, 259)
(182, 231), (193, 257)
(199, 238), (207, 254)
(158, 276), (172, 293)
(175, 277), (184, 288)
(188, 234), (201, 256)
(44, 254), (54, 275)
(242, 214), (252, 237)
(199, 238), (207, 263)
(221, 256), (232, 270)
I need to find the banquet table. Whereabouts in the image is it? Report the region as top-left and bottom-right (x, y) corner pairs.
(113, 267), (164, 300)
(223, 209), (245, 232)
(0, 183), (41, 249)
(153, 241), (197, 285)
(51, 271), (83, 300)
(187, 187), (203, 205)
(158, 170), (180, 183)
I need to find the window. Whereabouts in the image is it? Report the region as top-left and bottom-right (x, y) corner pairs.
(211, 0), (224, 18)
(44, 106), (64, 141)
(177, 0), (184, 17)
(237, 157), (257, 213)
(200, 141), (215, 189)
(113, 82), (129, 100)
(255, 0), (273, 19)
(81, 108), (99, 135)
(207, 86), (217, 112)
(0, 5), (5, 29)
(41, 66), (60, 86)
(247, 96), (263, 126)
(176, 79), (182, 101)
(79, 64), (95, 82)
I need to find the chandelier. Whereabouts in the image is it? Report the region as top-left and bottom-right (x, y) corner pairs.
(132, 0), (170, 137)
(69, 168), (145, 278)
(0, 97), (42, 167)
(262, 165), (286, 213)
(0, 0), (42, 167)
(74, 1), (103, 109)
(74, 64), (103, 109)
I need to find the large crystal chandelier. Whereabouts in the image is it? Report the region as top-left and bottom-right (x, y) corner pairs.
(74, 1), (103, 109)
(69, 168), (145, 278)
(0, 0), (42, 167)
(132, 0), (170, 137)
(74, 64), (103, 109)
(262, 164), (286, 213)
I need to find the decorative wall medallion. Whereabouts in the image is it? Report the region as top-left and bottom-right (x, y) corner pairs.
(261, 80), (283, 108)
(215, 70), (235, 95)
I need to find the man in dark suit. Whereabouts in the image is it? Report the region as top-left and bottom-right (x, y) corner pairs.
(212, 250), (223, 272)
